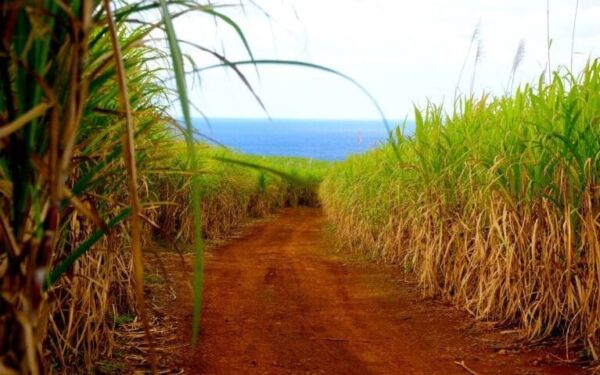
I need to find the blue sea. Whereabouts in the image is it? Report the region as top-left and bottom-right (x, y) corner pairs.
(193, 118), (404, 161)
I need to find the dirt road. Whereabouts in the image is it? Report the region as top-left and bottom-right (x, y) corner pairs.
(163, 207), (580, 374)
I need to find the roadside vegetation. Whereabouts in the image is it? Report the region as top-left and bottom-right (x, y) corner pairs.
(321, 60), (600, 361)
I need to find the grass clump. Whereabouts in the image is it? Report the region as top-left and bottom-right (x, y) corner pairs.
(112, 313), (135, 328)
(95, 359), (129, 375)
(320, 60), (600, 360)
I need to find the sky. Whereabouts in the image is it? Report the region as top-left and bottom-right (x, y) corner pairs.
(170, 0), (600, 120)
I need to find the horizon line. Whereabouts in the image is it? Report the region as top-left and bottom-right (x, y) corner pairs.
(186, 116), (414, 123)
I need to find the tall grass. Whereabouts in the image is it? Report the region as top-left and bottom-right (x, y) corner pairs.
(321, 61), (600, 360)
(0, 0), (328, 372)
(151, 147), (327, 244)
(0, 2), (173, 371)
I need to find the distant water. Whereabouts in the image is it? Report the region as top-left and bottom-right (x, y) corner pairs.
(194, 118), (401, 161)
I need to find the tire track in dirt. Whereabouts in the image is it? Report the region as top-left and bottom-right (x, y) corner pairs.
(164, 207), (581, 374)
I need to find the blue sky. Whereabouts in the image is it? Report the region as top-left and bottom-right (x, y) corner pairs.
(170, 0), (600, 120)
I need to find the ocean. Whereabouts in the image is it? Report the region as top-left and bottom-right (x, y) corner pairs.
(193, 118), (404, 161)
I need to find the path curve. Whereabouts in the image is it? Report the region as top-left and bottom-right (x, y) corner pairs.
(165, 207), (580, 374)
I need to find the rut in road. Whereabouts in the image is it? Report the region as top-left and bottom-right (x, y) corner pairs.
(162, 207), (579, 374)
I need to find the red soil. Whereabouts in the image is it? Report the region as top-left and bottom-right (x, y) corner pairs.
(162, 207), (582, 374)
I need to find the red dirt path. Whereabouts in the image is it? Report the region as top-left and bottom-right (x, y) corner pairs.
(162, 207), (582, 374)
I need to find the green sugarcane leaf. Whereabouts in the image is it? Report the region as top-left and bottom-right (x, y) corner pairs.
(44, 208), (132, 290)
(158, 0), (205, 348)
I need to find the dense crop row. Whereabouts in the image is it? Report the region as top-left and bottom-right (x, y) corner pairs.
(321, 61), (600, 359)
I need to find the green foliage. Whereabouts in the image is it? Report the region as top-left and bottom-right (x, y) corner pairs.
(113, 313), (135, 327)
(146, 145), (327, 276)
(95, 359), (130, 375)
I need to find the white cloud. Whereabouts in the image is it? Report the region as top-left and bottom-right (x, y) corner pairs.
(170, 0), (600, 120)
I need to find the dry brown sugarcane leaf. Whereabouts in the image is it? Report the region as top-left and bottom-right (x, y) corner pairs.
(102, 0), (156, 372)
(62, 186), (108, 231)
(0, 101), (52, 139)
(0, 214), (20, 257)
